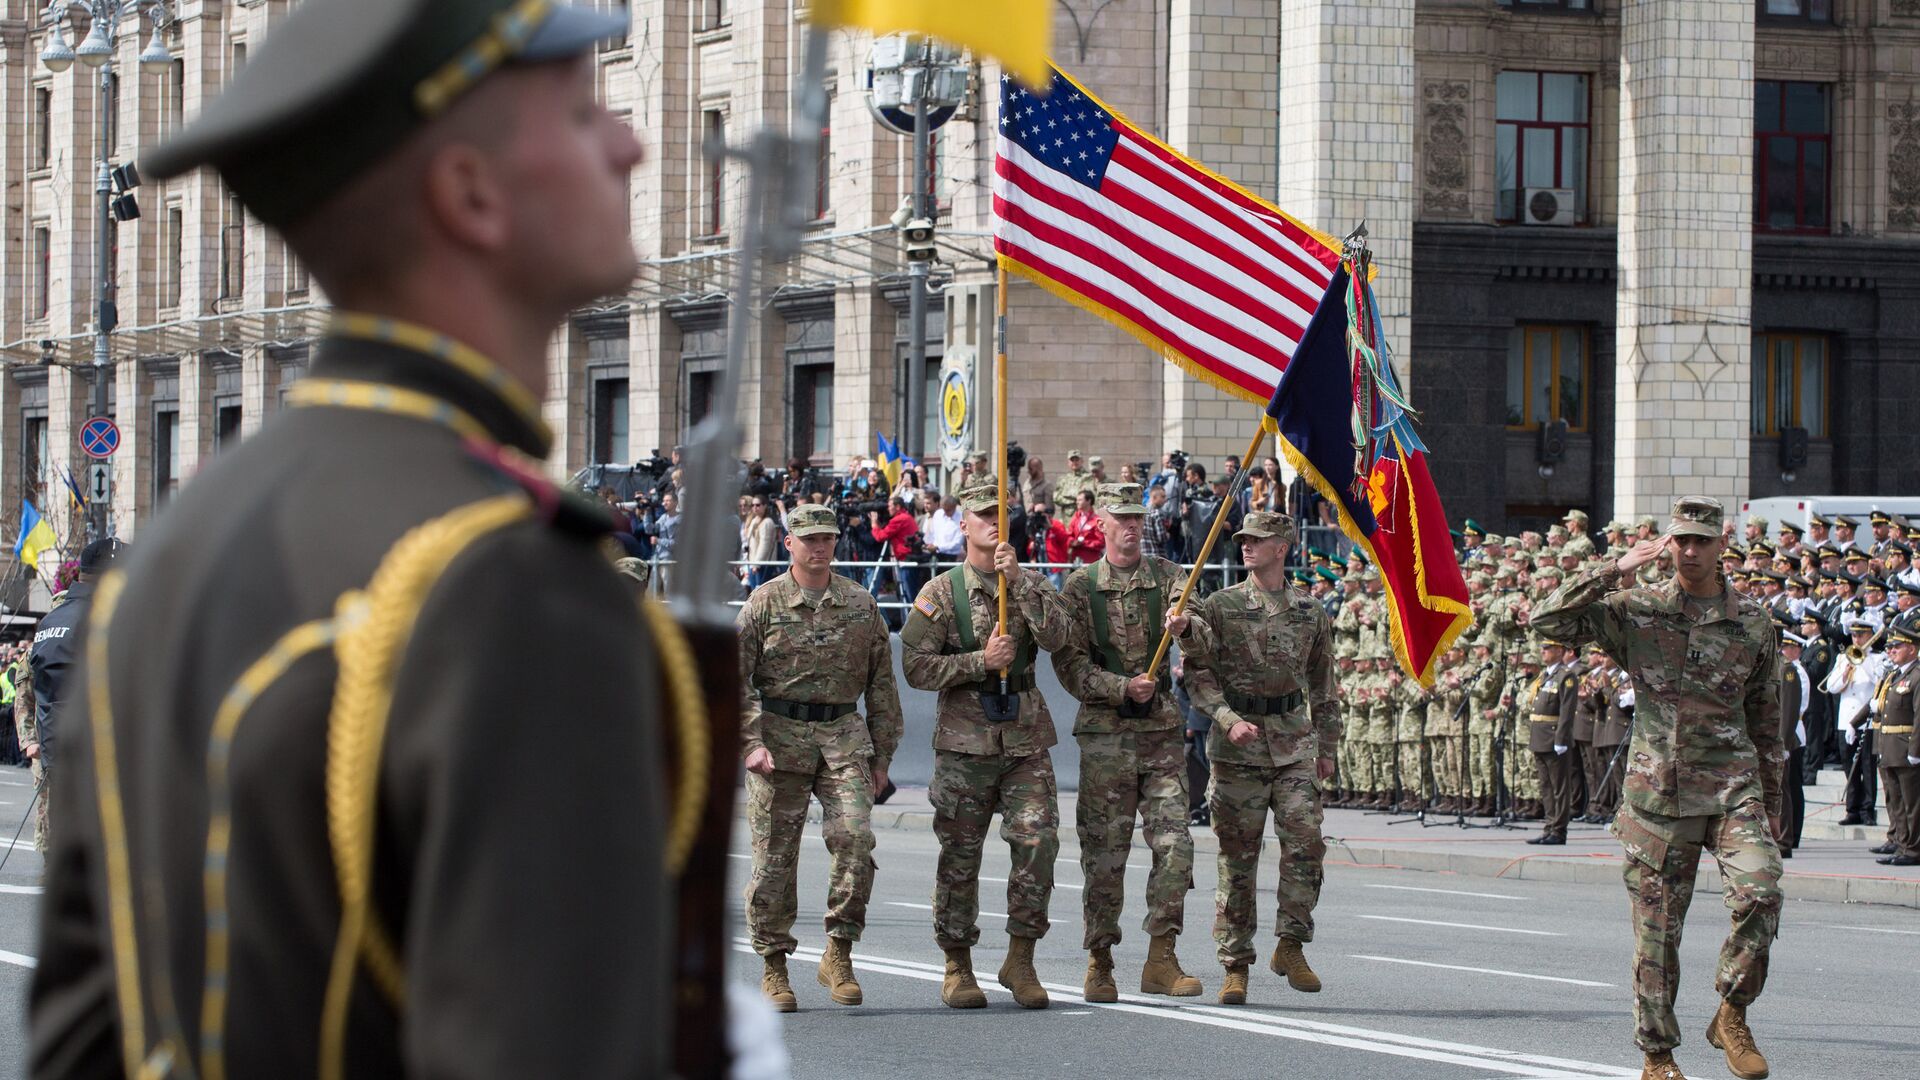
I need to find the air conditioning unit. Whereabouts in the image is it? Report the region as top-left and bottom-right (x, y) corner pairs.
(1523, 187), (1578, 227)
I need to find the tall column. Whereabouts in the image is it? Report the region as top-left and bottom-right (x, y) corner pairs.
(1613, 0), (1752, 517)
(1161, 0), (1280, 467)
(1276, 0), (1415, 382)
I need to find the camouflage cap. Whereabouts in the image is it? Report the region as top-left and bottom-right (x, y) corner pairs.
(1605, 519), (1629, 533)
(785, 503), (840, 537)
(1089, 455), (1105, 466)
(1637, 515), (1659, 530)
(1564, 508), (1589, 524)
(1095, 482), (1147, 516)
(1236, 510), (1296, 543)
(1666, 496), (1725, 539)
(1068, 448), (1085, 460)
(956, 480), (1002, 514)
(969, 450), (990, 464)
(1468, 571), (1492, 587)
(1746, 513), (1769, 529)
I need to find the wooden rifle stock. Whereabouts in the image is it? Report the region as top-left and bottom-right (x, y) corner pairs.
(669, 618), (741, 1078)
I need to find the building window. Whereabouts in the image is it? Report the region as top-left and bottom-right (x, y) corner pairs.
(232, 41), (246, 78)
(704, 110), (726, 235)
(1495, 0), (1592, 9)
(786, 315), (834, 464)
(593, 1), (629, 51)
(1755, 81), (1830, 234)
(1751, 333), (1827, 437)
(220, 189), (245, 298)
(168, 58), (185, 135)
(1495, 71), (1590, 223)
(581, 316), (631, 465)
(272, 346), (309, 411)
(151, 367), (180, 507)
(816, 116), (833, 220)
(1505, 325), (1588, 430)
(285, 252), (310, 297)
(680, 323), (726, 433)
(1758, 0), (1831, 22)
(699, 0), (727, 30)
(19, 378), (49, 515)
(213, 358), (243, 451)
(31, 226), (51, 320)
(162, 206), (183, 308)
(34, 85), (52, 169)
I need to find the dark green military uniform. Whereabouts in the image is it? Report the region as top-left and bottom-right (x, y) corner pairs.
(29, 4), (669, 1078)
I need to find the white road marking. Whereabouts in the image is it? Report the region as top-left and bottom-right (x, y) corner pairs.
(0, 949), (36, 969)
(730, 940), (1635, 1077)
(1349, 954), (1613, 988)
(1802, 922), (1920, 936)
(0, 885), (42, 895)
(1361, 883), (1524, 901)
(1357, 915), (1562, 937)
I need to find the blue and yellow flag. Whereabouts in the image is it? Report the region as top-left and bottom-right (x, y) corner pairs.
(810, 0), (1050, 87)
(876, 432), (904, 489)
(13, 501), (59, 572)
(59, 465), (87, 515)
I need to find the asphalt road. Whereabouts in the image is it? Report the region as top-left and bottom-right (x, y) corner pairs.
(733, 821), (1917, 1080)
(0, 766), (43, 1080)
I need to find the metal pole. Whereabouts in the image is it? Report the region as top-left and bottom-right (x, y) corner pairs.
(904, 42), (930, 467)
(91, 52), (112, 540)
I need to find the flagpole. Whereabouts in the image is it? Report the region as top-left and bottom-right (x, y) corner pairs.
(1144, 422), (1269, 678)
(994, 265), (1011, 680)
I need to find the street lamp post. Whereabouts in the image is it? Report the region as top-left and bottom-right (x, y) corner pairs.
(39, 0), (175, 539)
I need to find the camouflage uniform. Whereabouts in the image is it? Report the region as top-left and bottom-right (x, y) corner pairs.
(1532, 497), (1785, 1055)
(738, 559), (904, 957)
(9, 655), (46, 854)
(1393, 675), (1427, 808)
(1183, 512), (1340, 964)
(1053, 453), (1095, 516)
(902, 547), (1073, 949)
(1426, 667), (1468, 808)
(1365, 654), (1397, 805)
(1053, 485), (1192, 951)
(1467, 650), (1504, 807)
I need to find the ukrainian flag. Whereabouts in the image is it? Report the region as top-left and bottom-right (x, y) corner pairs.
(13, 501), (59, 573)
(876, 432), (904, 489)
(809, 0), (1050, 87)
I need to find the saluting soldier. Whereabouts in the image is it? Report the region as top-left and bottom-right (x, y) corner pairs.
(30, 3), (673, 1076)
(739, 504), (903, 1012)
(1525, 640), (1582, 844)
(1869, 626), (1920, 866)
(1590, 650), (1633, 821)
(1053, 483), (1201, 1002)
(1534, 497), (1785, 1080)
(902, 479), (1074, 1010)
(1182, 512), (1339, 1004)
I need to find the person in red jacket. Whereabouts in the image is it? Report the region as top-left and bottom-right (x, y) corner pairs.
(1027, 502), (1071, 585)
(1067, 489), (1106, 565)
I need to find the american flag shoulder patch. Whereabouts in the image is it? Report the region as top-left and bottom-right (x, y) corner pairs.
(914, 595), (939, 618)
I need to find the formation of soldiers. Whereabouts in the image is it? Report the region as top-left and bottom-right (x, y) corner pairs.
(1319, 509), (1640, 836)
(740, 482), (1334, 1013)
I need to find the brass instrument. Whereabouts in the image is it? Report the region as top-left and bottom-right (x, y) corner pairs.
(1845, 622), (1891, 664)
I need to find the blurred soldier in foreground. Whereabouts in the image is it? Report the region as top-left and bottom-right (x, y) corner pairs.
(1053, 485), (1200, 1002)
(30, 4), (670, 1076)
(739, 504), (903, 1011)
(902, 480), (1073, 1010)
(1534, 497), (1784, 1080)
(1182, 512), (1339, 1004)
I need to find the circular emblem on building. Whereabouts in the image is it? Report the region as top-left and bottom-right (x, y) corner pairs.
(942, 370), (969, 437)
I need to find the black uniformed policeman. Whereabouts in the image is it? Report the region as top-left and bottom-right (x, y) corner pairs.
(24, 539), (126, 855)
(30, 3), (669, 1078)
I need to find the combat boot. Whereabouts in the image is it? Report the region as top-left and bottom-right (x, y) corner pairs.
(1269, 937), (1321, 993)
(1083, 947), (1118, 1003)
(817, 936), (862, 1006)
(1140, 933), (1203, 996)
(1640, 1050), (1689, 1080)
(997, 935), (1049, 1009)
(941, 947), (988, 1009)
(761, 954), (797, 1013)
(1218, 964), (1249, 1005)
(1706, 1001), (1769, 1079)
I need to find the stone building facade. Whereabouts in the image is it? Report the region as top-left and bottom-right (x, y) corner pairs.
(2, 0), (1917, 551)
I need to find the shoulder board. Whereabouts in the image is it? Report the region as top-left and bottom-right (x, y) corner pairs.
(464, 438), (614, 538)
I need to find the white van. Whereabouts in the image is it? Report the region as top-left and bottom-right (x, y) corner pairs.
(1738, 496), (1920, 534)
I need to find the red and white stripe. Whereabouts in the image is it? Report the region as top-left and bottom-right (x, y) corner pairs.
(993, 123), (1340, 404)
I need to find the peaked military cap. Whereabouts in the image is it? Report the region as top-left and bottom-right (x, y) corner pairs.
(1897, 579), (1920, 597)
(1818, 543), (1844, 559)
(1095, 482), (1146, 516)
(1845, 549), (1870, 563)
(1835, 515), (1859, 527)
(1666, 496), (1724, 539)
(141, 0), (629, 227)
(1871, 509), (1894, 525)
(1462, 519), (1485, 537)
(1847, 618), (1875, 633)
(1809, 512), (1829, 526)
(785, 503), (839, 538)
(1749, 542), (1775, 557)
(1862, 576), (1889, 592)
(1778, 521), (1804, 536)
(1887, 626), (1920, 648)
(1235, 510), (1295, 543)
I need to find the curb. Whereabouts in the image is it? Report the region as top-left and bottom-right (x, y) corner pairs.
(783, 804), (1920, 911)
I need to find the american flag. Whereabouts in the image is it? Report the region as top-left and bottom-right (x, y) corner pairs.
(992, 67), (1344, 404)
